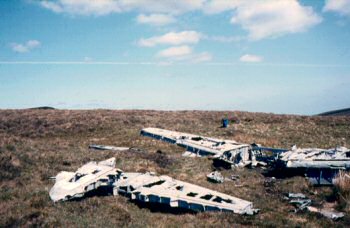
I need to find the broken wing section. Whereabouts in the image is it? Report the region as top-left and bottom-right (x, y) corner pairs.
(113, 172), (258, 215)
(49, 158), (258, 215)
(49, 158), (117, 202)
(140, 128), (251, 161)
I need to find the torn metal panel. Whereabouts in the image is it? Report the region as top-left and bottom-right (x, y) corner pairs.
(207, 171), (224, 183)
(49, 158), (117, 202)
(50, 158), (258, 215)
(140, 128), (252, 166)
(307, 206), (344, 220)
(213, 146), (252, 168)
(89, 144), (129, 151)
(285, 192), (311, 212)
(287, 193), (306, 199)
(278, 146), (350, 169)
(275, 146), (350, 185)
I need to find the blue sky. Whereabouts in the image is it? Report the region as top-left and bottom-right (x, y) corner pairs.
(1, 0), (350, 114)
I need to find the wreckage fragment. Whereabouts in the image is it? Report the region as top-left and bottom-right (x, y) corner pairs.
(49, 158), (117, 202)
(284, 193), (311, 212)
(140, 128), (253, 167)
(285, 193), (344, 220)
(277, 146), (350, 185)
(89, 144), (129, 151)
(114, 171), (258, 214)
(307, 206), (344, 220)
(278, 146), (350, 169)
(207, 171), (224, 183)
(49, 158), (258, 215)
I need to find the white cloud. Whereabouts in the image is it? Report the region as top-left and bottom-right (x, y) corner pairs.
(239, 54), (263, 63)
(39, 0), (205, 16)
(139, 31), (201, 47)
(192, 52), (212, 63)
(230, 0), (322, 40)
(204, 35), (244, 43)
(324, 0), (350, 17)
(136, 14), (175, 26)
(157, 46), (212, 63)
(26, 40), (41, 48)
(38, 1), (322, 41)
(40, 0), (122, 16)
(40, 1), (64, 13)
(10, 40), (41, 53)
(157, 45), (192, 58)
(203, 0), (242, 14)
(119, 0), (204, 14)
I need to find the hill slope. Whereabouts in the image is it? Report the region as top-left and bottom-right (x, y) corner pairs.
(318, 108), (350, 116)
(0, 110), (349, 227)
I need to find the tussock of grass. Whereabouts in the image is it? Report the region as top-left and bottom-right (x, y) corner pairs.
(334, 171), (350, 212)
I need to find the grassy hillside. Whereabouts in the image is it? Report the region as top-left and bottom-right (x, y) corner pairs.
(0, 110), (349, 227)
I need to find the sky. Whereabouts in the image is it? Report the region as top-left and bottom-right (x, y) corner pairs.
(0, 0), (350, 115)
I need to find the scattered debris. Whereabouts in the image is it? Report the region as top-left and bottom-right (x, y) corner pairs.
(284, 193), (311, 212)
(307, 206), (344, 220)
(284, 193), (345, 220)
(50, 158), (259, 215)
(141, 128), (350, 186)
(264, 177), (276, 187)
(207, 171), (224, 183)
(287, 193), (306, 199)
(182, 151), (202, 157)
(230, 174), (240, 181)
(89, 144), (129, 151)
(264, 177), (277, 194)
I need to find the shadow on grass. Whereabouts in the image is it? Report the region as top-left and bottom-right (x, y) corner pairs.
(69, 186), (114, 202)
(131, 200), (197, 215)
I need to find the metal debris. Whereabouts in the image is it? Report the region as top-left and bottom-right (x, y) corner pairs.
(285, 193), (345, 220)
(277, 146), (350, 185)
(50, 158), (259, 215)
(278, 146), (350, 169)
(285, 193), (311, 212)
(182, 151), (202, 157)
(141, 128), (350, 185)
(287, 193), (306, 199)
(140, 128), (252, 167)
(89, 144), (130, 151)
(307, 206), (344, 220)
(207, 171), (224, 183)
(230, 175), (240, 181)
(264, 177), (276, 187)
(49, 157), (117, 202)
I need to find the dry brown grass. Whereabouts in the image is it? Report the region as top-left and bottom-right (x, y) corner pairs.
(334, 171), (350, 212)
(0, 109), (350, 227)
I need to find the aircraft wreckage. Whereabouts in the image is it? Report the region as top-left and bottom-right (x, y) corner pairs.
(49, 158), (258, 215)
(140, 128), (350, 185)
(140, 128), (253, 167)
(274, 146), (350, 185)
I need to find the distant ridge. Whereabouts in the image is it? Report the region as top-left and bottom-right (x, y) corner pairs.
(318, 108), (350, 116)
(30, 106), (55, 110)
